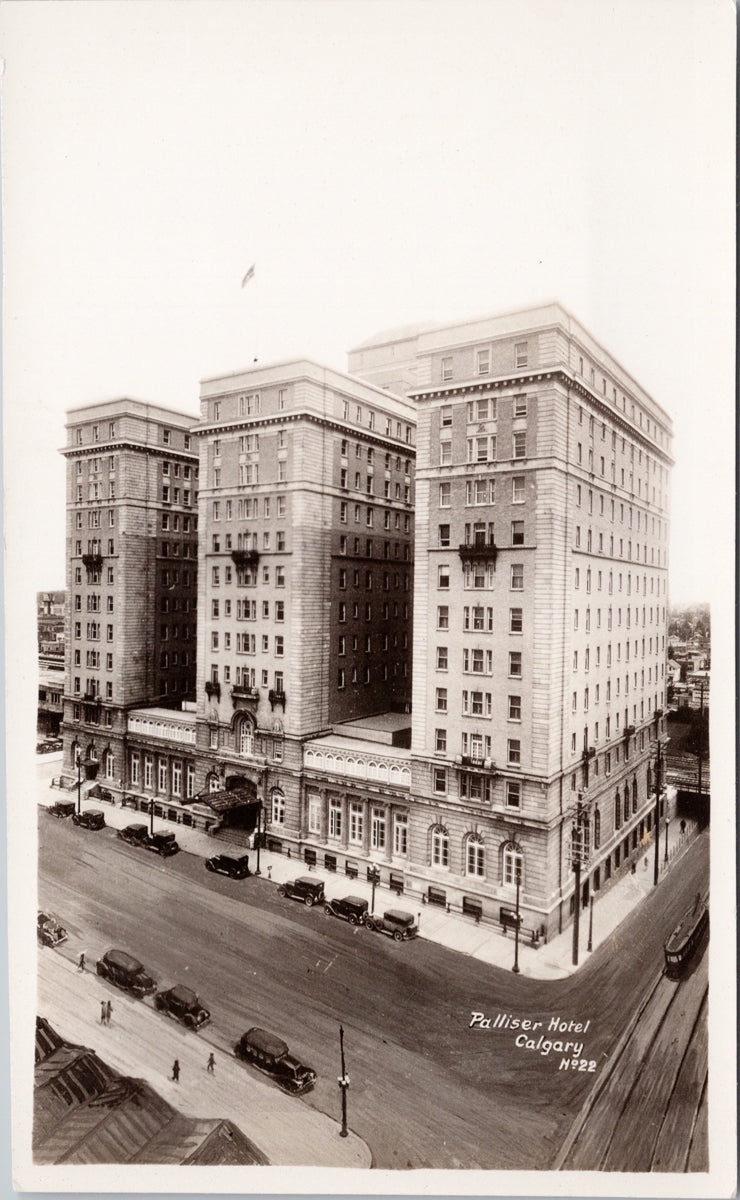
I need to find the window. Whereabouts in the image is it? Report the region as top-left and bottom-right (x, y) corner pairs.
(508, 695), (522, 721)
(436, 646), (448, 670)
(441, 404), (453, 426)
(466, 834), (485, 876)
(271, 790), (286, 825)
(438, 564), (450, 589)
(432, 824), (449, 862)
(506, 781), (521, 810)
(371, 809), (386, 850)
(440, 441), (452, 466)
(511, 520), (524, 546)
(515, 342), (528, 368)
(507, 739), (521, 766)
(514, 394), (527, 417)
(439, 482), (451, 507)
(509, 652), (522, 678)
(476, 348), (490, 375)
(349, 802), (364, 845)
(329, 798), (342, 838)
(509, 607), (523, 633)
(503, 843), (523, 885)
(441, 356), (453, 381)
(435, 687), (448, 712)
(437, 605), (449, 630)
(438, 524), (450, 547)
(394, 813), (408, 856)
(510, 564), (524, 590)
(435, 728), (447, 753)
(513, 431), (527, 459)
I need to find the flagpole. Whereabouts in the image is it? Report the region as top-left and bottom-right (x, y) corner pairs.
(241, 263), (258, 364)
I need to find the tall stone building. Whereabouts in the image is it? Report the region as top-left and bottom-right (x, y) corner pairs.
(350, 302), (673, 935)
(191, 359), (416, 848)
(60, 399), (199, 791)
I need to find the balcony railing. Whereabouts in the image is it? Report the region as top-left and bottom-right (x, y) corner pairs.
(82, 690), (99, 703)
(231, 549), (259, 568)
(82, 553), (103, 570)
(457, 755), (496, 772)
(231, 685), (260, 705)
(654, 708), (664, 719)
(624, 724), (636, 738)
(458, 541), (498, 563)
(268, 689), (287, 710)
(581, 746), (596, 761)
(205, 680), (221, 701)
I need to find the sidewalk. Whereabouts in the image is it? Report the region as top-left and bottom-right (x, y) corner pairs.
(37, 950), (371, 1167)
(38, 756), (700, 980)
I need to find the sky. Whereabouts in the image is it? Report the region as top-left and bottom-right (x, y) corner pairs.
(2, 0), (734, 611)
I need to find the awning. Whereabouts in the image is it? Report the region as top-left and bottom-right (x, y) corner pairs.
(195, 788), (260, 816)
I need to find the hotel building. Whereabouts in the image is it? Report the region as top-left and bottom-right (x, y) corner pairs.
(349, 302), (673, 935)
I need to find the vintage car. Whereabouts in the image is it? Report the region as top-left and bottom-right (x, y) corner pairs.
(205, 853), (251, 878)
(96, 948), (157, 997)
(323, 895), (369, 925)
(117, 825), (179, 856)
(37, 912), (68, 947)
(154, 984), (210, 1029)
(277, 877), (325, 907)
(365, 909), (419, 941)
(71, 809), (106, 830)
(234, 1027), (316, 1095)
(47, 800), (76, 819)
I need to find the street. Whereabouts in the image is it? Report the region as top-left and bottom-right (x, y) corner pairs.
(38, 811), (710, 1170)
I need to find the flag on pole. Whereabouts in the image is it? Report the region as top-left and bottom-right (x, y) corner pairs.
(241, 263), (256, 288)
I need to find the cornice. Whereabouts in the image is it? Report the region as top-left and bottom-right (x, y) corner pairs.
(195, 410), (417, 457)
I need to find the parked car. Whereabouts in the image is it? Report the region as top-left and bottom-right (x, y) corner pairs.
(116, 825), (179, 856)
(37, 912), (68, 947)
(154, 984), (210, 1029)
(323, 895), (369, 925)
(277, 877), (325, 907)
(96, 948), (157, 997)
(205, 853), (250, 878)
(365, 909), (419, 941)
(234, 1027), (316, 1094)
(47, 801), (76, 819)
(72, 809), (106, 830)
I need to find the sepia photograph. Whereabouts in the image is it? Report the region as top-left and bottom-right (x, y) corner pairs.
(2, 0), (735, 1194)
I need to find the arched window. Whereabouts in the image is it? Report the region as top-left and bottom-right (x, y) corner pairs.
(593, 807), (601, 849)
(207, 772), (220, 793)
(87, 743), (97, 762)
(104, 749), (114, 780)
(271, 788), (285, 825)
(465, 833), (485, 877)
(431, 824), (449, 868)
(502, 841), (523, 887)
(646, 763), (652, 794)
(615, 790), (622, 830)
(238, 717), (254, 757)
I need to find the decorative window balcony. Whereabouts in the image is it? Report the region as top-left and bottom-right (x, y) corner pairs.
(205, 680), (221, 701)
(82, 690), (99, 703)
(456, 755), (497, 773)
(458, 541), (498, 564)
(82, 553), (104, 570)
(581, 746), (596, 762)
(623, 724), (636, 739)
(231, 684), (260, 706)
(654, 708), (664, 719)
(268, 689), (287, 710)
(231, 549), (259, 568)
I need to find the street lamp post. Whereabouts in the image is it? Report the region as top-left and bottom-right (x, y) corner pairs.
(664, 817), (670, 863)
(255, 801), (263, 876)
(149, 797), (155, 837)
(587, 895), (594, 953)
(512, 877), (521, 974)
(571, 791), (590, 968)
(338, 1024), (350, 1138)
(369, 866), (380, 913)
(75, 749), (82, 815)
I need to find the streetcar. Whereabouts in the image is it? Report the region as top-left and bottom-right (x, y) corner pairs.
(663, 893), (709, 977)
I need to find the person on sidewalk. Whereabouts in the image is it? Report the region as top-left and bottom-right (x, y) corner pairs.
(206, 1052), (215, 1073)
(171, 1059), (180, 1083)
(77, 953), (85, 972)
(100, 1000), (107, 1024)
(105, 1000), (112, 1026)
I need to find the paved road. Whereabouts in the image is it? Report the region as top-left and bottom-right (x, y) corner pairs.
(558, 940), (708, 1171)
(38, 813), (710, 1170)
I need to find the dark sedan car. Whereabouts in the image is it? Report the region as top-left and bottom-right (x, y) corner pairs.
(154, 984), (210, 1029)
(47, 801), (76, 819)
(72, 809), (106, 830)
(117, 825), (180, 856)
(278, 877), (325, 907)
(323, 895), (369, 925)
(205, 854), (250, 879)
(96, 948), (157, 997)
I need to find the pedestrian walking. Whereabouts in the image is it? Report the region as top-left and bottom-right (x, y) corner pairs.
(206, 1052), (215, 1073)
(171, 1059), (180, 1083)
(100, 1000), (107, 1024)
(267, 865), (272, 881)
(105, 1000), (112, 1026)
(77, 952), (85, 972)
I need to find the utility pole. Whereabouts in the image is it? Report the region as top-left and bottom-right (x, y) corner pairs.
(76, 749), (82, 815)
(338, 1025), (350, 1137)
(512, 876), (521, 974)
(653, 737), (663, 886)
(571, 792), (589, 967)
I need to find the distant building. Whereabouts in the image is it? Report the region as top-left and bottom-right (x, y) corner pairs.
(37, 591), (66, 659)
